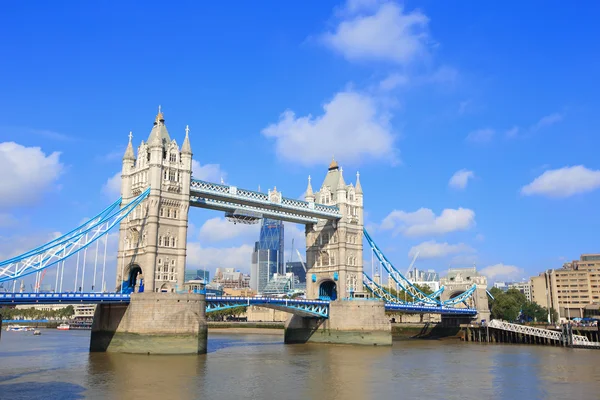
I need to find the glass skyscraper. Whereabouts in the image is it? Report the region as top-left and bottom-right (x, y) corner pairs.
(250, 218), (284, 293)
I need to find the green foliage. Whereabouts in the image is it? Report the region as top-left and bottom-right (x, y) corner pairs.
(521, 301), (548, 322)
(491, 294), (520, 321)
(488, 287), (555, 323)
(206, 306), (247, 321)
(0, 305), (75, 320)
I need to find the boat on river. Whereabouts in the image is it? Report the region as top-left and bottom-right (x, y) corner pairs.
(57, 323), (70, 331)
(6, 325), (34, 332)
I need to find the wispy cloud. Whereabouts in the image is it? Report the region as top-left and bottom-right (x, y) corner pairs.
(466, 128), (494, 144)
(531, 112), (563, 131)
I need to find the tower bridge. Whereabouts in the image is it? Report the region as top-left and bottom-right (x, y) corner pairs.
(0, 109), (487, 354)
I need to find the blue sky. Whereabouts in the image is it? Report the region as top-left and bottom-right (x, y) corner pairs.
(1, 0), (600, 291)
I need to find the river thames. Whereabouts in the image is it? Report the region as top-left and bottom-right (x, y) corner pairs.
(1, 329), (599, 399)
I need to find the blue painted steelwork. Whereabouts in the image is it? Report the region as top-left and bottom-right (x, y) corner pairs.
(442, 285), (478, 306)
(205, 296), (330, 318)
(363, 229), (478, 307)
(0, 189), (150, 283)
(385, 302), (477, 316)
(363, 272), (408, 303)
(0, 292), (131, 304)
(364, 229), (443, 305)
(486, 290), (495, 300)
(0, 292), (476, 316)
(189, 179), (342, 223)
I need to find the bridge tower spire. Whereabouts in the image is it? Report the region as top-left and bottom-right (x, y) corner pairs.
(116, 108), (192, 293)
(305, 158), (364, 300)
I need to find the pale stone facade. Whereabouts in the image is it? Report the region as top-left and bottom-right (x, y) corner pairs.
(440, 267), (490, 321)
(304, 159), (364, 300)
(530, 254), (600, 320)
(115, 109), (192, 293)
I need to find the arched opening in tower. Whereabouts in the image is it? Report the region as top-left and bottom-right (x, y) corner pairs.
(449, 291), (465, 299)
(124, 265), (143, 293)
(319, 280), (337, 301)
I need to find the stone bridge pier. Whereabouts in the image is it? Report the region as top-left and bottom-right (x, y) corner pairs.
(90, 293), (208, 354)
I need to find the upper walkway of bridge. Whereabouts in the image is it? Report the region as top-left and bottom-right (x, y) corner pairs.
(189, 179), (341, 224)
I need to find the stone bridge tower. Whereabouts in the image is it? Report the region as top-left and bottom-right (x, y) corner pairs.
(115, 108), (192, 293)
(305, 159), (364, 300)
(440, 267), (490, 322)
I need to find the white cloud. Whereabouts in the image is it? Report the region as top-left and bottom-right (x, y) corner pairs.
(192, 160), (227, 183)
(505, 126), (520, 138)
(187, 242), (254, 274)
(198, 217), (259, 243)
(521, 165), (600, 198)
(379, 73), (409, 91)
(448, 169), (474, 190)
(102, 172), (121, 198)
(262, 90), (396, 166)
(0, 142), (64, 208)
(408, 240), (474, 259)
(381, 207), (475, 237)
(466, 128), (494, 144)
(532, 112), (563, 131)
(480, 263), (524, 282)
(322, 2), (430, 65)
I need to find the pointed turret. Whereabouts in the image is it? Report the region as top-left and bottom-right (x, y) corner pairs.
(355, 171), (363, 194)
(182, 125), (192, 154)
(148, 105), (171, 145)
(305, 175), (315, 202)
(124, 131), (135, 161)
(337, 167), (346, 187)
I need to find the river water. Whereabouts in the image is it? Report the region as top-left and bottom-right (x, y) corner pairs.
(1, 329), (599, 400)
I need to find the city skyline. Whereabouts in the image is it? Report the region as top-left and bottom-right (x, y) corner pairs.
(1, 1), (600, 289)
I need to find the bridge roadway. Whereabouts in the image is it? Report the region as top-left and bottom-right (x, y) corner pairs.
(0, 292), (477, 319)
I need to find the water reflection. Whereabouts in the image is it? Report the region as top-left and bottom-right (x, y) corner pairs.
(1, 330), (600, 400)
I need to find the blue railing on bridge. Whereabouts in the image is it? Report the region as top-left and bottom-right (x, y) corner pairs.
(0, 292), (131, 304)
(0, 292), (477, 317)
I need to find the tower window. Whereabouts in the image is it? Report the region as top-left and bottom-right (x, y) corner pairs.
(171, 237), (175, 247)
(167, 209), (171, 218)
(160, 208), (164, 217)
(170, 153), (176, 162)
(173, 210), (177, 219)
(159, 236), (163, 246)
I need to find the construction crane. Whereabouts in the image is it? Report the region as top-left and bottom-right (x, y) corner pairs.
(35, 269), (48, 292)
(295, 249), (307, 273)
(405, 251), (420, 282)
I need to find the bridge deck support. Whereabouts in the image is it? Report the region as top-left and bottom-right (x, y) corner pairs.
(90, 293), (207, 354)
(284, 299), (391, 346)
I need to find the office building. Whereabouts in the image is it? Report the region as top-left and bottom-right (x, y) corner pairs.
(250, 218), (284, 293)
(184, 268), (210, 283)
(286, 261), (306, 284)
(530, 253), (600, 320)
(213, 267), (250, 289)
